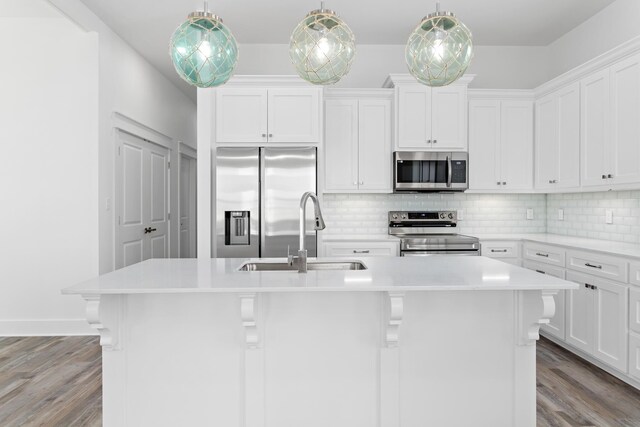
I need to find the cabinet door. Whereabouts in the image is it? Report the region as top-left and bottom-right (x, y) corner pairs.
(216, 88), (268, 143)
(267, 88), (320, 143)
(556, 83), (581, 189)
(500, 101), (533, 190)
(592, 279), (628, 371)
(397, 86), (431, 148)
(565, 272), (594, 354)
(431, 85), (467, 150)
(610, 53), (640, 185)
(468, 100), (500, 190)
(581, 70), (609, 187)
(629, 332), (640, 381)
(534, 94), (558, 190)
(324, 99), (358, 191)
(358, 99), (392, 191)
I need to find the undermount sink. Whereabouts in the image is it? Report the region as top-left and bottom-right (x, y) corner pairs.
(238, 260), (368, 271)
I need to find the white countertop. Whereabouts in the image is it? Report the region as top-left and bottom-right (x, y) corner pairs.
(62, 256), (576, 295)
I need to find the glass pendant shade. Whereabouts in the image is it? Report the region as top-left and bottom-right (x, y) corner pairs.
(170, 11), (238, 88)
(405, 9), (473, 87)
(289, 7), (356, 85)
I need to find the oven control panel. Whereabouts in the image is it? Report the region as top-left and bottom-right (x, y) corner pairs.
(389, 210), (457, 223)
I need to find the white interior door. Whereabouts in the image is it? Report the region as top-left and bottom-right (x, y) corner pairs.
(116, 130), (169, 269)
(180, 154), (197, 258)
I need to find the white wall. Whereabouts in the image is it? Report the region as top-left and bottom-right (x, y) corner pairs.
(235, 44), (549, 89)
(50, 0), (198, 274)
(547, 0), (640, 80)
(0, 0), (99, 335)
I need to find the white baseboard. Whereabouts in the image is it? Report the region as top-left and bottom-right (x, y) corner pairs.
(0, 319), (97, 337)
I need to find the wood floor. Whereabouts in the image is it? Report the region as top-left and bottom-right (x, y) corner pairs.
(0, 336), (639, 426)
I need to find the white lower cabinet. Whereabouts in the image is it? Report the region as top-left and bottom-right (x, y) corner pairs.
(523, 260), (566, 340)
(480, 240), (521, 266)
(630, 332), (640, 381)
(321, 241), (399, 257)
(565, 271), (629, 372)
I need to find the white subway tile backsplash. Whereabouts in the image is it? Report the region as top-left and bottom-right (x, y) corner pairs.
(547, 190), (640, 244)
(321, 193), (547, 237)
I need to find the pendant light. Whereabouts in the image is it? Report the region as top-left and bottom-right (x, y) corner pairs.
(405, 2), (473, 87)
(169, 2), (238, 88)
(289, 2), (356, 85)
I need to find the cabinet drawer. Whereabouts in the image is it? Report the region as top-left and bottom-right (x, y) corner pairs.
(322, 241), (399, 257)
(522, 260), (565, 279)
(630, 261), (640, 286)
(481, 241), (520, 258)
(522, 243), (565, 267)
(631, 287), (640, 335)
(566, 249), (628, 283)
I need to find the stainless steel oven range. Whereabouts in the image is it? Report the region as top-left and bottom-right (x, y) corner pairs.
(388, 210), (480, 256)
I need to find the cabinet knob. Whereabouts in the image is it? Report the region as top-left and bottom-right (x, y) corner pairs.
(262, 133), (267, 138)
(268, 133), (273, 138)
(607, 174), (613, 179)
(433, 139), (437, 143)
(548, 180), (553, 184)
(502, 181), (506, 185)
(497, 182), (501, 185)
(427, 139), (431, 143)
(359, 181), (364, 185)
(602, 174), (606, 179)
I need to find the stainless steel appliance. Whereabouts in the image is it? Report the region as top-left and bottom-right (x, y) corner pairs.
(388, 210), (480, 256)
(394, 151), (468, 192)
(216, 147), (318, 258)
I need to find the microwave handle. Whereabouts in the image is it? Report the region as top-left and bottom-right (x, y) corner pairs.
(446, 155), (452, 187)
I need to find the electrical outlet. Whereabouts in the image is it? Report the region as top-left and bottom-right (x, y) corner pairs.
(558, 209), (564, 221)
(526, 208), (534, 220)
(457, 209), (464, 220)
(605, 209), (613, 224)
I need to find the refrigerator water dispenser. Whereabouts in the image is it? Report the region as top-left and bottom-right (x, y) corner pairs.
(225, 211), (250, 245)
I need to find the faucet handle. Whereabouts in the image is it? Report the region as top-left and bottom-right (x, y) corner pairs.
(287, 245), (294, 265)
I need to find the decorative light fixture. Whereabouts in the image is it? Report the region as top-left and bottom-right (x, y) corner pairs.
(289, 2), (356, 85)
(169, 2), (238, 88)
(405, 2), (473, 87)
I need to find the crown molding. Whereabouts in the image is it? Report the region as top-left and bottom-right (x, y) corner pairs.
(383, 73), (476, 88)
(468, 89), (535, 100)
(324, 88), (394, 99)
(535, 35), (640, 98)
(219, 75), (318, 88)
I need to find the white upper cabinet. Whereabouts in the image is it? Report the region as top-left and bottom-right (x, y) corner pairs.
(215, 88), (268, 143)
(535, 82), (580, 190)
(581, 69), (611, 187)
(396, 84), (467, 151)
(581, 53), (640, 187)
(324, 99), (358, 191)
(324, 92), (392, 193)
(215, 87), (320, 144)
(609, 53), (640, 185)
(469, 98), (533, 191)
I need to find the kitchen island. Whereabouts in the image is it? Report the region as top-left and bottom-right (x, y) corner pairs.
(63, 256), (577, 427)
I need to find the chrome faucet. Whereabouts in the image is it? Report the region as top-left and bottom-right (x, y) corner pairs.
(288, 191), (326, 273)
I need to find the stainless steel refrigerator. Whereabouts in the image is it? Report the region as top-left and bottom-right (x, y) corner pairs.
(216, 147), (318, 258)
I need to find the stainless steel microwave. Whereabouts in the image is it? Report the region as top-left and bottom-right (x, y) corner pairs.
(393, 151), (469, 192)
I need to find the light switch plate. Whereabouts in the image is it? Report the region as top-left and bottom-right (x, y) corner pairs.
(606, 209), (613, 224)
(558, 209), (564, 221)
(457, 209), (464, 220)
(526, 208), (534, 220)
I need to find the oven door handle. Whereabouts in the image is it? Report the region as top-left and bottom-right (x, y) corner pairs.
(446, 155), (452, 188)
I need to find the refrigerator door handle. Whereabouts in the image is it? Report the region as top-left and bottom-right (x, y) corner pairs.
(259, 148), (266, 258)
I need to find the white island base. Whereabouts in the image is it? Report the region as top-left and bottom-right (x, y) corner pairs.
(87, 288), (554, 427)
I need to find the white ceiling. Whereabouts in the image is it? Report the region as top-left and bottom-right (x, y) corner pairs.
(78, 0), (616, 100)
